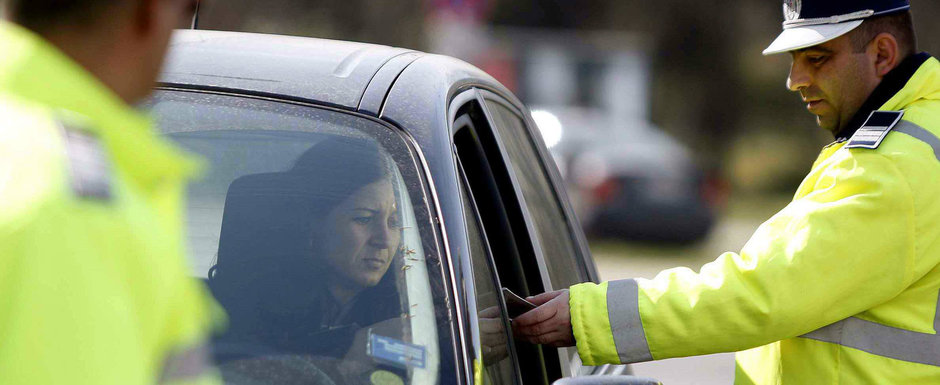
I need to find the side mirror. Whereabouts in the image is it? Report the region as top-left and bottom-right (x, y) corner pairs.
(552, 375), (662, 385)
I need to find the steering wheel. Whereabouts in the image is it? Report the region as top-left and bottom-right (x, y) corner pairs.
(212, 317), (408, 385)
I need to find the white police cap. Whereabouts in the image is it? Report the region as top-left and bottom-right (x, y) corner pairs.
(763, 0), (911, 55)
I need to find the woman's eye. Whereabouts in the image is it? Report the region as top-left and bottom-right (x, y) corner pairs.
(354, 216), (373, 225)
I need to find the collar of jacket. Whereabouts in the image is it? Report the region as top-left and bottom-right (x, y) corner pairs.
(834, 52), (935, 141)
(0, 21), (202, 190)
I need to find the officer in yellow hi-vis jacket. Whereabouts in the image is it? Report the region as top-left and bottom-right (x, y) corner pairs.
(515, 1), (940, 383)
(0, 1), (220, 384)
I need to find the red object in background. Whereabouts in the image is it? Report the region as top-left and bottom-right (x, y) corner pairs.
(427, 0), (494, 20)
(701, 172), (729, 209)
(476, 47), (518, 93)
(592, 178), (622, 205)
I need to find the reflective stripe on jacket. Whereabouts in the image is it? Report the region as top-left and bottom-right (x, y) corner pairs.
(0, 22), (220, 385)
(569, 54), (940, 384)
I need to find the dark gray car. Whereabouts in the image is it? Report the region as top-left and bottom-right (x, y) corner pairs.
(152, 30), (659, 385)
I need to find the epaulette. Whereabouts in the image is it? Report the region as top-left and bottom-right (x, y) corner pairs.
(57, 119), (112, 201)
(845, 111), (904, 150)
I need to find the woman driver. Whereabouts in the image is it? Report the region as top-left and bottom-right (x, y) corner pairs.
(209, 136), (405, 361)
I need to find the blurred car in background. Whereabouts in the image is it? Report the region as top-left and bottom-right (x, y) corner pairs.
(532, 106), (724, 244)
(151, 30), (661, 385)
(457, 28), (723, 245)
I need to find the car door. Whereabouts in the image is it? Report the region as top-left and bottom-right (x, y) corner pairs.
(450, 88), (603, 385)
(452, 91), (552, 385)
(475, 91), (601, 377)
(476, 90), (594, 290)
(473, 93), (636, 377)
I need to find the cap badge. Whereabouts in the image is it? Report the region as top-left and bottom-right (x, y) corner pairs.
(784, 0), (802, 21)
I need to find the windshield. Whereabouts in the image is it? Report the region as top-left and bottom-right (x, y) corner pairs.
(148, 90), (451, 385)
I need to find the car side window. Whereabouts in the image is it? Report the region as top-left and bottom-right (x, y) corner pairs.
(482, 99), (586, 289)
(453, 97), (559, 385)
(461, 178), (520, 385)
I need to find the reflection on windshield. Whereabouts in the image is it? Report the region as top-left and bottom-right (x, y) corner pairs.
(152, 91), (446, 385)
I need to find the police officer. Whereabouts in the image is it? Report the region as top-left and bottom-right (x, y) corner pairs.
(0, 1), (219, 384)
(514, 1), (940, 383)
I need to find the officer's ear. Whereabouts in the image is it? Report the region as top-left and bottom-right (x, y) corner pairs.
(128, 0), (186, 37)
(869, 32), (900, 78)
(127, 0), (155, 36)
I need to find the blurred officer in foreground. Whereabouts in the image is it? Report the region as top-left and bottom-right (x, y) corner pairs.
(514, 1), (940, 383)
(0, 1), (220, 384)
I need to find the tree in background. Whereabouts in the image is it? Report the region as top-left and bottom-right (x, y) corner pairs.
(197, 0), (426, 49)
(491, 0), (940, 191)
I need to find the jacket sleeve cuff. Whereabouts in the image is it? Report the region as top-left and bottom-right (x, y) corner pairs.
(570, 280), (653, 365)
(570, 281), (620, 365)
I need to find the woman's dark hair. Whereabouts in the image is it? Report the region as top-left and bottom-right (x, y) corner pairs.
(208, 136), (401, 354)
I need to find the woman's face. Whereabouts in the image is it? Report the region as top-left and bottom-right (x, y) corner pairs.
(321, 179), (401, 290)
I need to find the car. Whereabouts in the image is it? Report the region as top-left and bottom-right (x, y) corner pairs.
(534, 106), (721, 244)
(464, 29), (721, 244)
(151, 30), (661, 385)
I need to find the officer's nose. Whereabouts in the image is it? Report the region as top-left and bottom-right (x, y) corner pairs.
(787, 59), (810, 92)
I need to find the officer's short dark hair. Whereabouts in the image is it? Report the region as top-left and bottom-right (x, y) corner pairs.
(6, 0), (125, 32)
(850, 11), (917, 56)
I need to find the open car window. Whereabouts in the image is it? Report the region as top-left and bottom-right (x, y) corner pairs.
(147, 90), (450, 385)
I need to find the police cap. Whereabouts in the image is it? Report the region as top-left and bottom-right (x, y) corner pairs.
(763, 0), (911, 55)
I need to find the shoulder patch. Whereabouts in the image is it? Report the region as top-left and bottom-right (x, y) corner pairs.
(845, 111), (904, 150)
(59, 121), (112, 201)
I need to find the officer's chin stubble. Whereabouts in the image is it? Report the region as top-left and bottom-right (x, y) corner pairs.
(787, 48), (841, 133)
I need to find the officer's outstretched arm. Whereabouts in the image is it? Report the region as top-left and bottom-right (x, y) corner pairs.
(568, 150), (925, 366)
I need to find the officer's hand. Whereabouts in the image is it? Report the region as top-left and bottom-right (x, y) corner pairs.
(511, 290), (575, 347)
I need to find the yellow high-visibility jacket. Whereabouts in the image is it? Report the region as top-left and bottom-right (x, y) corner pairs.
(570, 53), (940, 384)
(0, 22), (220, 384)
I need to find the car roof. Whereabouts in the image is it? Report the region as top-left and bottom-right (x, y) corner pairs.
(158, 29), (525, 154)
(160, 29), (415, 110)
